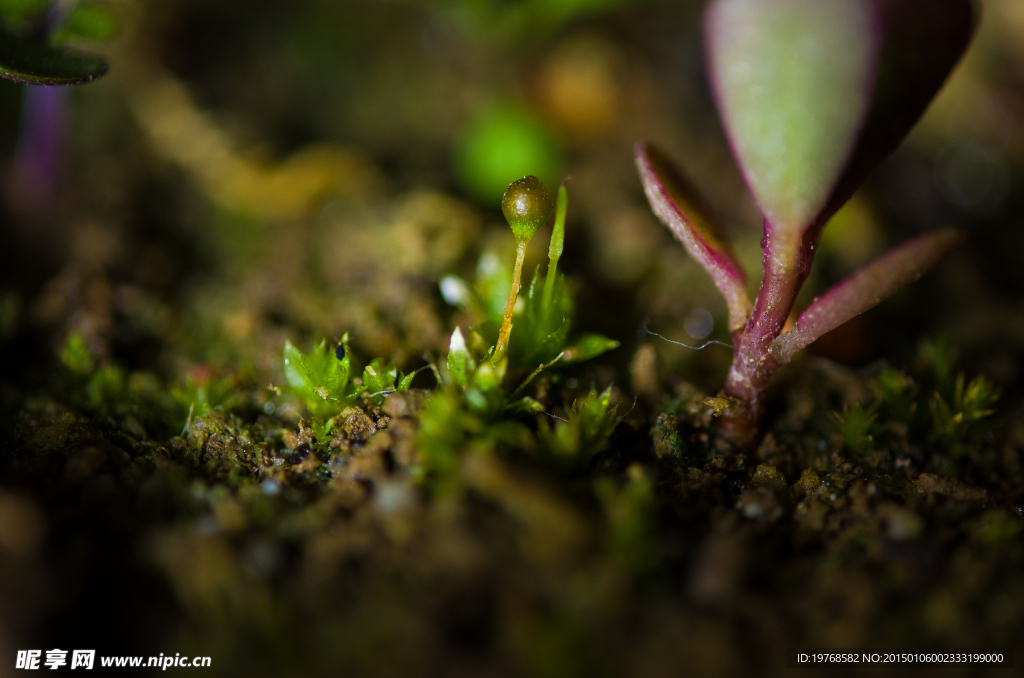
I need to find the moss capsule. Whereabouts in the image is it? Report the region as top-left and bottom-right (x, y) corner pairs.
(502, 176), (553, 243)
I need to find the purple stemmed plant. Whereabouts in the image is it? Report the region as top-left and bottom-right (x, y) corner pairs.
(636, 0), (977, 448)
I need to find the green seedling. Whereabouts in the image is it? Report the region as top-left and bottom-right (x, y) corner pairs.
(929, 374), (998, 456)
(440, 179), (618, 372)
(538, 386), (618, 470)
(416, 177), (622, 486)
(636, 0), (977, 448)
(275, 334), (416, 418)
(434, 178), (617, 416)
(830, 402), (877, 455)
(172, 372), (241, 423)
(59, 331), (181, 439)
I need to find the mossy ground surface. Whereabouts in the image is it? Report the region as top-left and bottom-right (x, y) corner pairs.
(1, 254), (1021, 677)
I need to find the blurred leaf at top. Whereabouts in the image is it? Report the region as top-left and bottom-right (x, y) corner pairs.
(0, 0), (110, 85)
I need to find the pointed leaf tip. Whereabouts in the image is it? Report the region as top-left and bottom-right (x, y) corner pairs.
(635, 142), (751, 331)
(771, 228), (965, 364)
(447, 327), (476, 388)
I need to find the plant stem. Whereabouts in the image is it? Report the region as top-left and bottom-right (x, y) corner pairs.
(492, 239), (528, 366)
(541, 184), (568, 314)
(719, 248), (806, 448)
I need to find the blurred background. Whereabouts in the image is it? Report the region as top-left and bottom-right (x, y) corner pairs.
(1, 0), (1022, 390)
(0, 0), (1022, 675)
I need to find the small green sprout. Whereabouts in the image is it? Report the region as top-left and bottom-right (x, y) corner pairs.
(363, 357), (416, 405)
(872, 368), (918, 424)
(440, 181), (618, 373)
(278, 334), (415, 417)
(172, 371), (240, 421)
(435, 326), (555, 419)
(310, 418), (334, 444)
(60, 331), (95, 375)
(830, 402), (877, 454)
(279, 334), (360, 418)
(538, 386), (618, 468)
(412, 177), (624, 488)
(929, 374), (998, 455)
(429, 178), (620, 437)
(58, 332), (180, 438)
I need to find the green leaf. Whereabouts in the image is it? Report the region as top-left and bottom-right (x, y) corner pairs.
(446, 327), (476, 388)
(534, 316), (570, 359)
(398, 371), (416, 391)
(283, 340), (311, 392)
(548, 183), (568, 265)
(171, 374), (239, 419)
(282, 335), (358, 416)
(537, 386), (619, 466)
(562, 334), (619, 363)
(578, 386), (617, 442)
(363, 357), (398, 394)
(510, 352), (564, 401)
(706, 0), (874, 241)
(311, 419), (334, 444)
(705, 0), (975, 263)
(61, 331), (95, 375)
(0, 27), (107, 85)
(506, 396), (545, 415)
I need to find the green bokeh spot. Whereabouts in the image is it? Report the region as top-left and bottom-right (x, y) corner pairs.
(55, 5), (120, 43)
(454, 106), (564, 206)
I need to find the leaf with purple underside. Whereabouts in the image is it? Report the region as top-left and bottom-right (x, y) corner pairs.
(770, 228), (965, 365)
(635, 142), (751, 332)
(0, 28), (107, 85)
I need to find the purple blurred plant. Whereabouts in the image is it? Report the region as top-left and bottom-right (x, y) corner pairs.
(636, 0), (977, 448)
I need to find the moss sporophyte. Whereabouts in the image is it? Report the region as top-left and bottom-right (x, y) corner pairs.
(636, 0), (977, 449)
